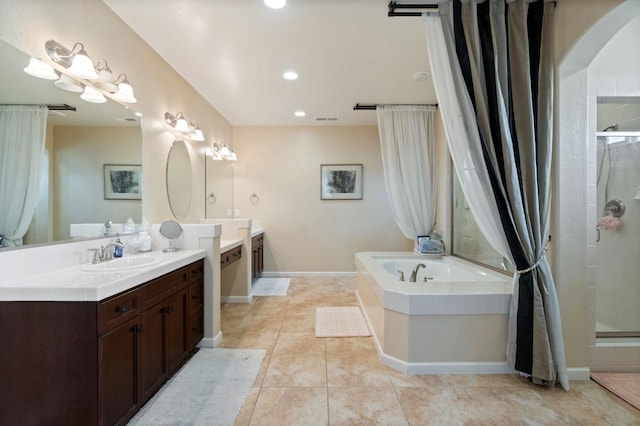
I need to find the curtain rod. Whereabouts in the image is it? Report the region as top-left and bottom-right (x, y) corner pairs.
(1, 103), (77, 111)
(388, 1), (438, 17)
(353, 103), (437, 110)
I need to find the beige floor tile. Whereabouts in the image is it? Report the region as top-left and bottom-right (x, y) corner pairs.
(280, 313), (316, 333)
(249, 387), (328, 426)
(234, 386), (260, 426)
(388, 372), (522, 387)
(328, 387), (408, 426)
(273, 332), (326, 355)
(325, 336), (377, 354)
(218, 331), (278, 355)
(327, 352), (392, 387)
(237, 314), (284, 333)
(253, 356), (270, 387)
(262, 354), (327, 387)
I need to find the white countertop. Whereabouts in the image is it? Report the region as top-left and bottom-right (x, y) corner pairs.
(0, 250), (206, 302)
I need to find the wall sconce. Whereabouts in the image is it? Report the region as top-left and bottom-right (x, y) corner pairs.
(207, 143), (237, 161)
(165, 112), (207, 142)
(23, 39), (137, 106)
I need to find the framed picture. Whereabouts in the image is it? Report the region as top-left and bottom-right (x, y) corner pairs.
(103, 164), (142, 200)
(320, 164), (363, 200)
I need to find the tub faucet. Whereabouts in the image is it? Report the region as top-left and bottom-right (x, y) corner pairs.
(410, 263), (426, 282)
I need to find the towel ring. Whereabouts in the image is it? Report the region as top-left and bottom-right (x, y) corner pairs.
(208, 192), (217, 204)
(250, 193), (259, 204)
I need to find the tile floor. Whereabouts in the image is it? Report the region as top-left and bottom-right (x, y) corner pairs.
(219, 276), (640, 425)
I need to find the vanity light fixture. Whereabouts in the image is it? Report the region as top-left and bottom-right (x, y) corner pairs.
(294, 111), (306, 117)
(164, 112), (207, 142)
(54, 74), (84, 92)
(80, 85), (107, 103)
(112, 74), (137, 104)
(65, 43), (99, 80)
(22, 39), (138, 105)
(208, 143), (237, 161)
(92, 60), (117, 92)
(23, 57), (58, 80)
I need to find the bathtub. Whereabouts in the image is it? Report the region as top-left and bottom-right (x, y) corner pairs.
(355, 252), (514, 375)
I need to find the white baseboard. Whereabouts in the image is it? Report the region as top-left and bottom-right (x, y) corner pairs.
(260, 271), (355, 278)
(381, 353), (516, 375)
(567, 367), (591, 381)
(221, 295), (253, 304)
(196, 331), (223, 348)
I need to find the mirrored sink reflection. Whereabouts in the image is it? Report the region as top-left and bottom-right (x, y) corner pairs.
(80, 255), (163, 272)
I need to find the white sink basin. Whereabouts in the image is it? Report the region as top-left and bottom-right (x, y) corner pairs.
(80, 255), (163, 272)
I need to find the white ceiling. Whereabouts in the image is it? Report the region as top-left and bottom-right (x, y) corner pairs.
(104, 0), (437, 126)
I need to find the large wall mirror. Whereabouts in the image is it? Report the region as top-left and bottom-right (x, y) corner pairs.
(205, 154), (234, 219)
(0, 40), (142, 248)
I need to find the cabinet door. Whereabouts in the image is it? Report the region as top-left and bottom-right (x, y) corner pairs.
(140, 303), (167, 402)
(99, 316), (141, 426)
(166, 288), (189, 373)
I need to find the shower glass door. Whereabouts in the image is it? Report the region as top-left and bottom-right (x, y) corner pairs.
(595, 99), (640, 337)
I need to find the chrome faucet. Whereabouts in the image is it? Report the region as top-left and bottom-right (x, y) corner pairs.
(409, 263), (426, 282)
(88, 241), (125, 264)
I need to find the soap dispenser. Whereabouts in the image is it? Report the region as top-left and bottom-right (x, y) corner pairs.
(114, 235), (124, 258)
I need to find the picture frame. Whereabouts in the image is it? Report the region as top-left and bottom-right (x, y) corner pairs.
(320, 163), (363, 200)
(103, 164), (142, 200)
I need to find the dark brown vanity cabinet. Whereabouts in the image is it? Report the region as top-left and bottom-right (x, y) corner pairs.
(0, 259), (204, 426)
(252, 233), (264, 280)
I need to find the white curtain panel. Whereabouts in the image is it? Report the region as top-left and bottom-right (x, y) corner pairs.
(376, 105), (437, 242)
(423, 1), (568, 390)
(0, 105), (48, 246)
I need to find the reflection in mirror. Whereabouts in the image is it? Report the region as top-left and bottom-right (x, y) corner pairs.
(166, 140), (192, 220)
(0, 40), (142, 248)
(205, 154), (234, 219)
(451, 175), (513, 273)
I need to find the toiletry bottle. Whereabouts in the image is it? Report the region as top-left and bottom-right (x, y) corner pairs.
(114, 235), (123, 258)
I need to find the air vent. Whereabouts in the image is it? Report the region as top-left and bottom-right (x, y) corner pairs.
(315, 117), (339, 121)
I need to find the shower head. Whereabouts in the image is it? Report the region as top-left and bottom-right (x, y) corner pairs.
(601, 124), (618, 132)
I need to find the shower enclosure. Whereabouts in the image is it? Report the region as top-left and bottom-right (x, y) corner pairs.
(595, 100), (640, 338)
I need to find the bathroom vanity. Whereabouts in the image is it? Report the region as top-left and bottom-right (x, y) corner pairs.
(0, 251), (205, 426)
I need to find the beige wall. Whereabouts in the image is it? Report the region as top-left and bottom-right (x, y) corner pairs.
(0, 0), (233, 226)
(52, 126), (141, 240)
(233, 126), (413, 272)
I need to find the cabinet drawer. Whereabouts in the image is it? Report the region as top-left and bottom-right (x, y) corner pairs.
(98, 289), (140, 334)
(189, 260), (204, 284)
(188, 282), (204, 314)
(141, 268), (188, 311)
(221, 245), (242, 269)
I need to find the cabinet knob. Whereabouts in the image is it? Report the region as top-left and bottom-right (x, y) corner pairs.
(164, 306), (174, 314)
(118, 306), (128, 314)
(137, 326), (144, 333)
(191, 295), (199, 300)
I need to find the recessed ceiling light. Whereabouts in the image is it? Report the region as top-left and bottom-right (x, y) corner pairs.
(294, 111), (306, 117)
(264, 0), (286, 9)
(282, 71), (298, 80)
(412, 71), (431, 81)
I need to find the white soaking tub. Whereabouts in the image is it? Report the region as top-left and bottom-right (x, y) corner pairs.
(355, 252), (514, 375)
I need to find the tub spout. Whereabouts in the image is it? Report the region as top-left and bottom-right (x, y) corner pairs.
(409, 263), (426, 282)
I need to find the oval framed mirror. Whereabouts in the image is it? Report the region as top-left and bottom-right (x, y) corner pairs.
(166, 140), (192, 220)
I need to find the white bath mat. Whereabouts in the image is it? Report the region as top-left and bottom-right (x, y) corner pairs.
(251, 277), (290, 296)
(127, 348), (265, 425)
(315, 307), (371, 338)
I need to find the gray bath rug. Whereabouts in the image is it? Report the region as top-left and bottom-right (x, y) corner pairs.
(251, 277), (290, 296)
(127, 348), (265, 425)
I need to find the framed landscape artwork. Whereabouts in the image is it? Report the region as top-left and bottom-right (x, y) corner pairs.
(320, 164), (363, 200)
(104, 164), (142, 200)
